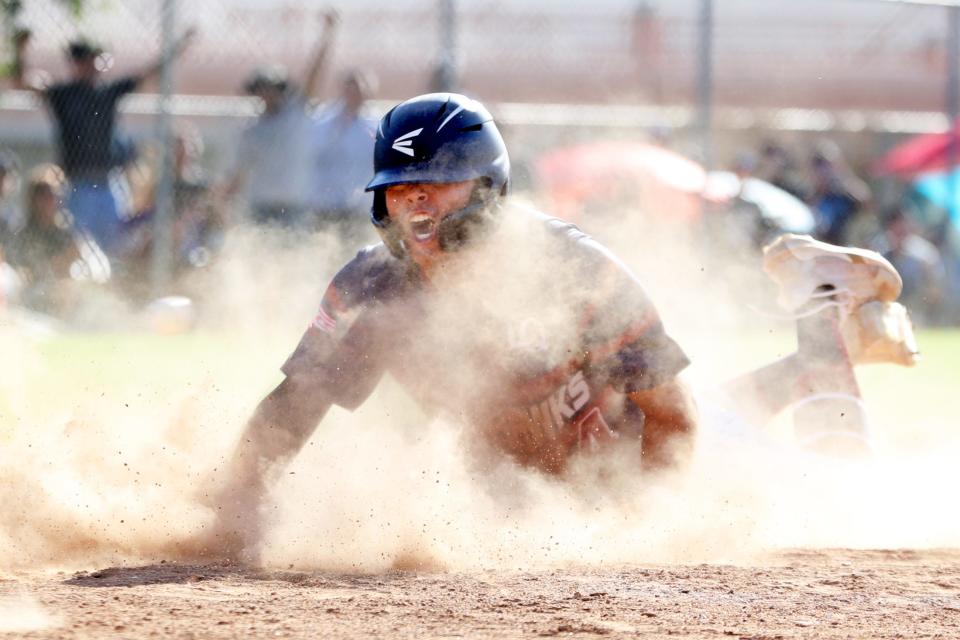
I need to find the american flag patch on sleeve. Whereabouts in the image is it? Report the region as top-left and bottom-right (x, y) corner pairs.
(311, 306), (337, 333)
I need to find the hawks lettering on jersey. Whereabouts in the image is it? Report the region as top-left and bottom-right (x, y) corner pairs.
(525, 369), (618, 451)
(527, 369), (590, 430)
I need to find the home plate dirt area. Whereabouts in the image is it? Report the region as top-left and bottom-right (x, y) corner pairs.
(3, 549), (960, 639)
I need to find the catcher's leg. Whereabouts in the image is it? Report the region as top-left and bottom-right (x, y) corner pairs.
(724, 308), (868, 453)
(790, 303), (870, 455)
(724, 234), (918, 455)
(722, 304), (869, 455)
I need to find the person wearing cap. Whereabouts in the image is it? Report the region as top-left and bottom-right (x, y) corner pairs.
(221, 10), (340, 230)
(307, 14), (379, 245)
(309, 68), (378, 242)
(4, 163), (110, 318)
(12, 28), (194, 255)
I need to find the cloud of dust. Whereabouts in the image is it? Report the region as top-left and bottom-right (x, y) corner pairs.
(1, 209), (958, 577)
(0, 592), (61, 633)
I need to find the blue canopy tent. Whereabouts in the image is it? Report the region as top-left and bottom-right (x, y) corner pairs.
(912, 170), (960, 227)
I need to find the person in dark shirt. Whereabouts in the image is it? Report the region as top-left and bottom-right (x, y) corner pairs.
(12, 28), (194, 255)
(807, 140), (871, 245)
(871, 207), (947, 325)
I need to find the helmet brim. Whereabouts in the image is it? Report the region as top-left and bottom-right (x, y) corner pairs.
(365, 165), (489, 191)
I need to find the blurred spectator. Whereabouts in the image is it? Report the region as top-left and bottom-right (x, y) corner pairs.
(807, 139), (871, 245)
(221, 11), (339, 230)
(0, 245), (20, 310)
(731, 151), (757, 180)
(705, 151), (773, 255)
(170, 123), (223, 267)
(755, 140), (807, 200)
(631, 1), (665, 103)
(0, 153), (21, 308)
(308, 11), (378, 244)
(0, 149), (23, 232)
(12, 28), (194, 256)
(113, 122), (223, 298)
(0, 156), (20, 310)
(871, 206), (948, 325)
(5, 164), (110, 317)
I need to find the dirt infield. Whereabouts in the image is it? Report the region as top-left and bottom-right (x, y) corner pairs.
(3, 549), (959, 638)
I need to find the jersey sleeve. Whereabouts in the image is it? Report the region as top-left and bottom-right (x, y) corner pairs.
(281, 256), (388, 410)
(578, 238), (690, 392)
(107, 75), (140, 100)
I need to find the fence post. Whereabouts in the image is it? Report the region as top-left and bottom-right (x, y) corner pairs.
(435, 0), (458, 92)
(150, 0), (177, 299)
(946, 4), (959, 247)
(696, 0), (714, 173)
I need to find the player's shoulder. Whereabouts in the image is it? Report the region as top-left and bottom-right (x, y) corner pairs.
(510, 204), (624, 272)
(329, 241), (418, 309)
(44, 79), (76, 99)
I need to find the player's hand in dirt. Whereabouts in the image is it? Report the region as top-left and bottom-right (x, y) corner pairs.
(179, 464), (268, 564)
(207, 477), (266, 562)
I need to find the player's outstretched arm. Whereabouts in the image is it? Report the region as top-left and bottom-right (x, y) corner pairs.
(135, 27), (196, 85)
(302, 9), (340, 103)
(9, 29), (46, 95)
(235, 375), (332, 475)
(628, 378), (698, 474)
(205, 375), (331, 559)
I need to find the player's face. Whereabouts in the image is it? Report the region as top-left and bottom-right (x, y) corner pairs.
(385, 180), (476, 272)
(70, 56), (98, 82)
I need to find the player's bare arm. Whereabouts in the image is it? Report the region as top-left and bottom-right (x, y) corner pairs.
(207, 375), (331, 556)
(628, 378), (698, 473)
(230, 375), (332, 483)
(135, 27), (196, 84)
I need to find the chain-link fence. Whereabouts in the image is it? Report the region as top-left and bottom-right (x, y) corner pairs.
(0, 0), (958, 324)
(1, 1), (953, 132)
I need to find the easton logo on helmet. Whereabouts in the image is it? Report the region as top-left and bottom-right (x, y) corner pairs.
(391, 128), (423, 157)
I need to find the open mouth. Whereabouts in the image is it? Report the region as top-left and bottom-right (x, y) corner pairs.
(409, 214), (437, 242)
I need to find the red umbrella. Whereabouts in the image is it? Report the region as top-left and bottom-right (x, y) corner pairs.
(874, 121), (960, 176)
(535, 141), (706, 224)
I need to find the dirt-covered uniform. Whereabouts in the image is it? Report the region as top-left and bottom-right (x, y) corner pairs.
(283, 208), (688, 472)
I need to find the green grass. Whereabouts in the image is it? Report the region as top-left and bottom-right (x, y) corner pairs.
(0, 330), (289, 433)
(2, 328), (958, 445)
(857, 328), (960, 449)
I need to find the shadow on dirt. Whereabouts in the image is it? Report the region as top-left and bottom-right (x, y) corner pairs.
(63, 562), (422, 590)
(64, 562), (250, 588)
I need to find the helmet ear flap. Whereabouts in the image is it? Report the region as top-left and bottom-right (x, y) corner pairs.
(371, 189), (389, 224)
(370, 190), (406, 259)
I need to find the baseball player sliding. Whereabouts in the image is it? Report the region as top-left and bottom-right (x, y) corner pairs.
(201, 93), (915, 558)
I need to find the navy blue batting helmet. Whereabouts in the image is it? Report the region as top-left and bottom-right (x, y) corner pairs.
(366, 93), (510, 259)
